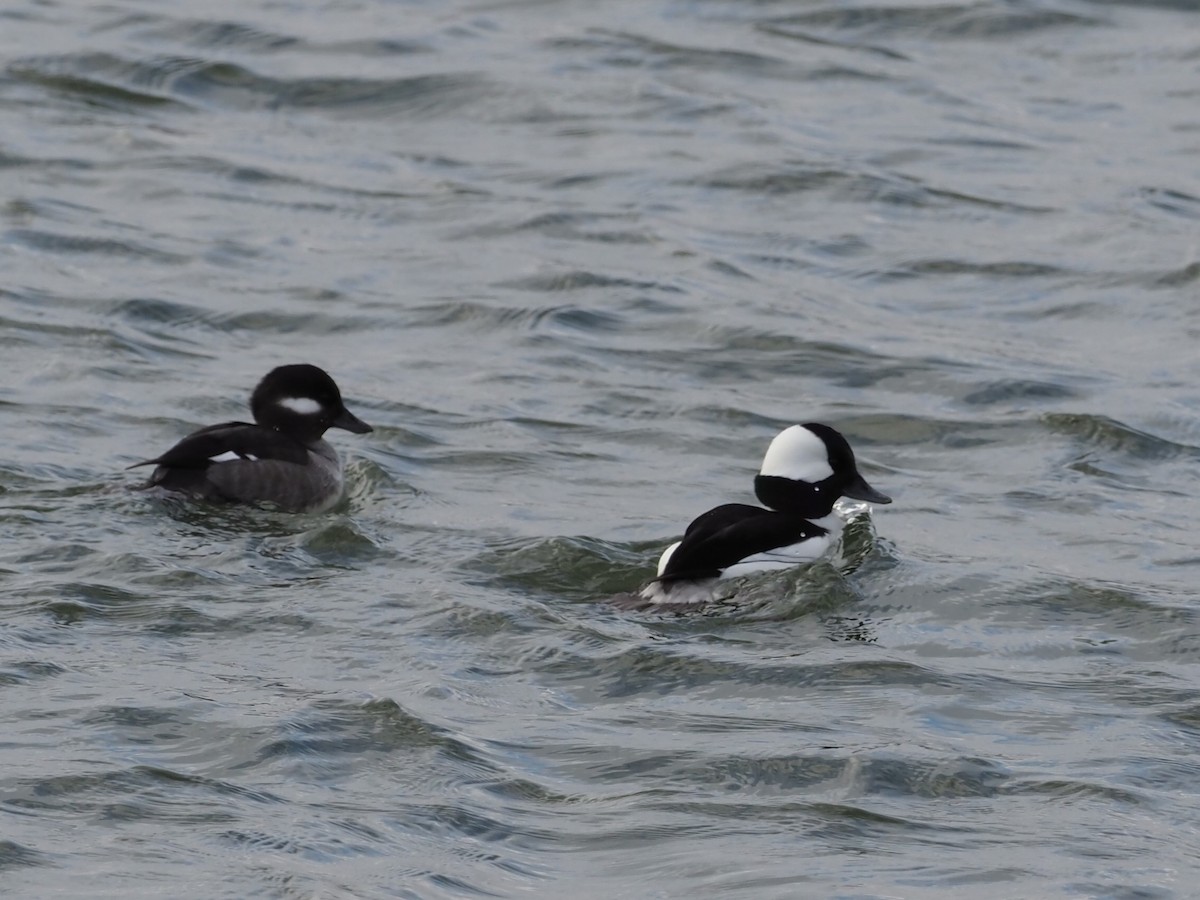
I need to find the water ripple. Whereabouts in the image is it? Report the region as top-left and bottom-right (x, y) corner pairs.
(10, 52), (491, 117)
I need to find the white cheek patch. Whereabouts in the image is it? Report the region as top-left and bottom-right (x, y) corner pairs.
(278, 396), (323, 416)
(759, 425), (834, 482)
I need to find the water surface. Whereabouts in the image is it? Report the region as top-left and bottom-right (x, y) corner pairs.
(2, 0), (1200, 897)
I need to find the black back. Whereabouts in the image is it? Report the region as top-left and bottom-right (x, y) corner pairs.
(131, 422), (311, 470)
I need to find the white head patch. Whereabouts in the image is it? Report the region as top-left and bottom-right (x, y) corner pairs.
(278, 396), (323, 416)
(759, 425), (834, 482)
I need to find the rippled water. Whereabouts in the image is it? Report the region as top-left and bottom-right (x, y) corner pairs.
(3, 0), (1200, 896)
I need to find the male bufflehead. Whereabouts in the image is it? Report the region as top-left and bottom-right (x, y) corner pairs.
(129, 364), (373, 513)
(638, 423), (890, 605)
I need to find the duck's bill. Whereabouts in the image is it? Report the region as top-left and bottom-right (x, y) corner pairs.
(333, 407), (373, 434)
(843, 472), (891, 504)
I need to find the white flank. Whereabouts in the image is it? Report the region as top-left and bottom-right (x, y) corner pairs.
(279, 396), (323, 415)
(759, 425), (834, 482)
(720, 511), (844, 578)
(720, 536), (833, 579)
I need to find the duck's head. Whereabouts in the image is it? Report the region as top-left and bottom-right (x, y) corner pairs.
(753, 423), (890, 518)
(250, 364), (373, 441)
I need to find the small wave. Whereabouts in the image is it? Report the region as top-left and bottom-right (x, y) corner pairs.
(10, 52), (490, 118)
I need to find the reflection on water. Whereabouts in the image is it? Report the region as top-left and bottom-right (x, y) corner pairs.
(2, 0), (1200, 896)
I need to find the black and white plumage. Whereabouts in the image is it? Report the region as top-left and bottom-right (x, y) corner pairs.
(129, 364), (373, 513)
(638, 423), (891, 605)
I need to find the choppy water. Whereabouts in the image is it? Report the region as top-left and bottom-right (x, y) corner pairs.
(3, 0), (1200, 897)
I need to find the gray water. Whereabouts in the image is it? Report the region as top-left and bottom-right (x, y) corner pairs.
(3, 0), (1200, 897)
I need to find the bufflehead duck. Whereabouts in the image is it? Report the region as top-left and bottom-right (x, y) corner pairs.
(638, 423), (890, 605)
(129, 364), (373, 513)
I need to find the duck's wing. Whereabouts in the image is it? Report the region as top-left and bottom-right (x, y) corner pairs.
(658, 504), (828, 581)
(129, 422), (309, 469)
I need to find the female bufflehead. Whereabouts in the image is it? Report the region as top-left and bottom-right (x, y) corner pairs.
(638, 423), (890, 605)
(130, 364), (373, 513)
